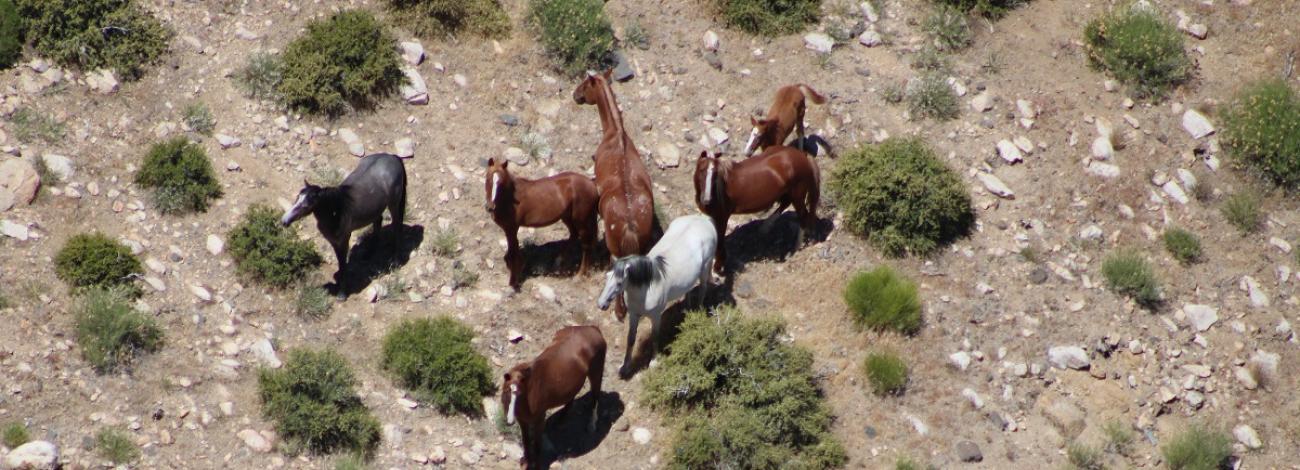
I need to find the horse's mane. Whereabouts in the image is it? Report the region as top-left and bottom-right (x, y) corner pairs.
(712, 158), (731, 206)
(318, 185), (353, 214)
(623, 255), (666, 287)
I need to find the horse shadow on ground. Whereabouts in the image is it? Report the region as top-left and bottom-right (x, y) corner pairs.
(520, 239), (589, 282)
(721, 212), (834, 274)
(329, 224), (425, 298)
(618, 275), (739, 378)
(537, 391), (626, 469)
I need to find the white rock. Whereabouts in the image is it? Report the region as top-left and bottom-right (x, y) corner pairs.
(1234, 366), (1258, 390)
(189, 284), (212, 302)
(1013, 136), (1034, 154)
(803, 33), (834, 53)
(1241, 275), (1269, 308)
(1183, 304), (1219, 332)
(365, 283), (387, 303)
(237, 429), (272, 453)
(394, 138), (415, 158)
(40, 154), (72, 181)
(88, 69), (119, 94)
(1085, 161), (1121, 179)
(655, 143), (680, 168)
(996, 140), (1023, 164)
(970, 93), (994, 112)
(0, 159), (40, 205)
(707, 128), (729, 147)
(1249, 350), (1279, 380)
(1, 220), (28, 240)
(977, 173), (1014, 199)
(1186, 23), (1208, 39)
(1047, 346), (1090, 370)
(632, 427), (653, 445)
(504, 147), (529, 166)
(250, 338), (282, 368)
(1078, 225), (1103, 241)
(536, 283), (557, 303)
(1091, 136), (1114, 160)
(206, 234), (224, 255)
(400, 67), (429, 105)
(860, 1), (880, 21)
(1269, 237), (1291, 253)
(459, 450), (480, 464)
(216, 134), (241, 149)
(145, 276), (165, 292)
(702, 30), (719, 51)
(3, 440), (59, 469)
(905, 414), (929, 435)
(1016, 99), (1036, 119)
(858, 29), (883, 47)
(235, 26), (260, 41)
(949, 351), (972, 371)
(947, 77), (968, 97)
(1162, 181), (1189, 204)
(399, 41), (425, 65)
(961, 388), (984, 409)
(1182, 109), (1215, 139)
(339, 128), (360, 145)
(1176, 168), (1197, 190)
(1233, 425), (1262, 449)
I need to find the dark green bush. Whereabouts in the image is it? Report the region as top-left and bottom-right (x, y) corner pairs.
(227, 205), (323, 288)
(1162, 227), (1202, 265)
(1221, 79), (1300, 188)
(932, 0), (1028, 18)
(1101, 249), (1161, 309)
(1083, 4), (1190, 100)
(0, 0), (21, 69)
(1162, 424), (1232, 470)
(643, 308), (847, 470)
(907, 73), (959, 120)
(830, 138), (973, 256)
(74, 286), (163, 373)
(135, 137), (222, 215)
(276, 10), (405, 116)
(258, 348), (381, 456)
(528, 0), (614, 76)
(711, 0), (821, 36)
(863, 352), (908, 396)
(15, 0), (171, 80)
(387, 0), (510, 38)
(54, 233), (143, 295)
(1221, 190), (1263, 234)
(380, 317), (494, 416)
(923, 5), (970, 51)
(2, 422), (30, 448)
(95, 428), (139, 464)
(843, 266), (922, 335)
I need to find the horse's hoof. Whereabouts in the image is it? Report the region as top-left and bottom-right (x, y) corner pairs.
(617, 366), (632, 380)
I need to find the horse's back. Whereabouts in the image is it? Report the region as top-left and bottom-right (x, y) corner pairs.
(345, 153), (406, 187)
(536, 326), (605, 397)
(650, 215), (716, 272)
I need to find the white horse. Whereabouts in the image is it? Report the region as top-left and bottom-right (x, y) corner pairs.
(597, 214), (716, 379)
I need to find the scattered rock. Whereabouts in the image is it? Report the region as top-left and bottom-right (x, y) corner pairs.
(632, 427), (653, 445)
(87, 69), (119, 94)
(400, 67), (429, 105)
(996, 140), (1023, 164)
(977, 173), (1014, 199)
(611, 52), (635, 82)
(1, 220), (28, 240)
(949, 351), (972, 371)
(250, 338), (282, 368)
(189, 284), (212, 302)
(1234, 424), (1262, 449)
(803, 33), (834, 53)
(1091, 136), (1114, 160)
(41, 154), (72, 181)
(970, 93), (994, 112)
(394, 138), (415, 158)
(1043, 399), (1086, 439)
(1184, 304), (1219, 332)
(955, 440), (983, 462)
(1047, 346), (1090, 370)
(1182, 109), (1215, 139)
(3, 440), (59, 469)
(1240, 275), (1269, 308)
(1162, 181), (1189, 204)
(961, 388), (984, 409)
(216, 134), (241, 149)
(654, 143), (680, 168)
(1078, 225), (1103, 242)
(1085, 161), (1121, 179)
(702, 30), (719, 51)
(237, 429), (272, 453)
(504, 147), (529, 166)
(0, 159), (40, 206)
(206, 234), (224, 255)
(399, 41), (425, 65)
(858, 29), (883, 47)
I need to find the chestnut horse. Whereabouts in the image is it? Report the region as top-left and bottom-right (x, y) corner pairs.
(485, 158), (600, 290)
(693, 147), (820, 273)
(574, 69), (655, 319)
(502, 325), (606, 470)
(743, 84), (835, 158)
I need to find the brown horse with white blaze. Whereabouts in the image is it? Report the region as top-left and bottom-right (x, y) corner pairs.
(694, 147), (820, 273)
(574, 69), (655, 319)
(485, 158), (600, 290)
(743, 84), (834, 157)
(502, 326), (606, 470)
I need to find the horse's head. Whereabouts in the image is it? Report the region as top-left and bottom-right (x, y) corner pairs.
(484, 158), (512, 212)
(501, 364), (532, 425)
(596, 259), (629, 311)
(744, 116), (776, 157)
(573, 69), (613, 105)
(281, 181), (323, 226)
(694, 151), (721, 208)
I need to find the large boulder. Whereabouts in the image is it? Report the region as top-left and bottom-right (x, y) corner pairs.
(0, 158), (40, 206)
(3, 440), (59, 470)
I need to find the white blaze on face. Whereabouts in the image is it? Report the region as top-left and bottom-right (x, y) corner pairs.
(743, 127), (760, 155)
(282, 193), (307, 225)
(506, 383), (518, 425)
(490, 174), (501, 203)
(701, 161), (715, 206)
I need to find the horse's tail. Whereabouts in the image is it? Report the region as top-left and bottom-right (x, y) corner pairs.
(798, 84), (827, 105)
(806, 157), (821, 215)
(806, 135), (837, 159)
(398, 168), (408, 225)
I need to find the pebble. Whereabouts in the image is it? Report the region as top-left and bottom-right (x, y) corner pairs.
(961, 388), (984, 409)
(803, 33), (834, 53)
(1184, 304), (1218, 332)
(1241, 275), (1269, 308)
(216, 134), (241, 149)
(1091, 136), (1114, 160)
(189, 284), (212, 302)
(237, 429), (272, 453)
(996, 140), (1023, 164)
(970, 93), (994, 112)
(858, 29), (883, 47)
(1234, 424), (1262, 449)
(250, 338), (282, 368)
(401, 67), (430, 105)
(1, 220), (28, 240)
(400, 41), (425, 65)
(632, 427), (653, 445)
(949, 351), (972, 371)
(206, 234), (224, 255)
(460, 450), (480, 464)
(702, 30), (719, 51)
(394, 138), (415, 158)
(955, 440), (983, 462)
(977, 173), (1014, 199)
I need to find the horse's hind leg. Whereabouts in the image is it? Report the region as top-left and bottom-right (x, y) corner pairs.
(587, 347), (605, 432)
(331, 237), (351, 298)
(696, 266), (711, 308)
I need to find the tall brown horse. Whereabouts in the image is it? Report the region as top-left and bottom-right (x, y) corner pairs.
(485, 158), (600, 290)
(693, 147), (820, 273)
(502, 325), (606, 470)
(574, 69), (655, 319)
(742, 84), (835, 158)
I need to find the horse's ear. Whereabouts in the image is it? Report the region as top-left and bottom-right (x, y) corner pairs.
(303, 178), (310, 187)
(487, 157), (495, 167)
(698, 150), (709, 161)
(501, 160), (509, 170)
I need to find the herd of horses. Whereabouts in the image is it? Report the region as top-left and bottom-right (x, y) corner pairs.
(280, 71), (831, 468)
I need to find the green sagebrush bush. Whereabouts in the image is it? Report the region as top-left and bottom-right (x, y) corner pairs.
(0, 0), (21, 70)
(258, 348), (381, 456)
(863, 352), (909, 396)
(1162, 227), (1202, 265)
(932, 0), (1029, 18)
(907, 73), (960, 120)
(227, 205), (323, 288)
(528, 0), (614, 76)
(380, 317), (494, 416)
(95, 428), (139, 464)
(1221, 190), (1263, 234)
(830, 138), (973, 256)
(15, 0), (172, 80)
(712, 0), (821, 36)
(387, 0), (510, 38)
(1101, 248), (1161, 309)
(1162, 423), (1232, 470)
(2, 422), (30, 448)
(74, 286), (163, 373)
(276, 10), (405, 116)
(135, 137), (223, 215)
(923, 4), (971, 51)
(844, 266), (922, 335)
(1221, 79), (1300, 188)
(643, 308), (847, 470)
(1083, 4), (1189, 100)
(55, 232), (143, 296)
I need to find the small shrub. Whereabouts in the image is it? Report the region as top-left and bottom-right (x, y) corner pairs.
(923, 5), (970, 51)
(910, 46), (949, 72)
(880, 82), (905, 104)
(258, 348), (381, 456)
(528, 0), (615, 76)
(1221, 190), (1263, 234)
(863, 352), (908, 396)
(15, 0), (172, 80)
(2, 422), (30, 448)
(844, 267), (922, 335)
(182, 103), (215, 136)
(95, 428), (139, 464)
(896, 457), (935, 470)
(276, 10), (405, 116)
(295, 285), (333, 319)
(1101, 249), (1161, 309)
(1162, 424), (1232, 470)
(830, 138), (973, 256)
(1220, 79), (1300, 188)
(1103, 420), (1134, 455)
(0, 0), (21, 69)
(1162, 228), (1202, 265)
(431, 228), (459, 257)
(54, 233), (142, 295)
(644, 308), (847, 470)
(380, 317), (494, 416)
(227, 205), (323, 288)
(334, 454), (367, 470)
(74, 286), (163, 373)
(906, 73), (960, 120)
(1190, 175), (1214, 202)
(135, 137), (223, 215)
(235, 52), (284, 101)
(1083, 4), (1190, 99)
(386, 0), (511, 38)
(624, 20), (650, 50)
(933, 0), (1028, 18)
(7, 107), (65, 144)
(451, 263), (478, 289)
(1066, 442), (1103, 470)
(711, 0), (821, 36)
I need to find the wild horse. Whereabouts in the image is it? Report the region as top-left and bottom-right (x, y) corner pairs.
(502, 325), (606, 469)
(742, 84), (835, 158)
(485, 158), (600, 290)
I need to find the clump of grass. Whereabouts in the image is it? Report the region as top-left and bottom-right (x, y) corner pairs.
(932, 0), (1028, 18)
(906, 73), (960, 120)
(923, 5), (971, 51)
(451, 262), (478, 289)
(381, 317), (494, 416)
(311, 165), (345, 187)
(2, 422), (30, 448)
(276, 10), (405, 116)
(32, 154), (55, 199)
(1220, 79), (1300, 188)
(235, 52), (284, 102)
(895, 457), (936, 470)
(1190, 175), (1214, 202)
(182, 103), (215, 136)
(1083, 3), (1190, 100)
(1221, 190), (1263, 234)
(431, 228), (459, 257)
(333, 453), (367, 470)
(1162, 423), (1232, 470)
(710, 0), (821, 36)
(385, 0), (511, 39)
(880, 82), (905, 104)
(0, 0), (21, 70)
(1101, 248), (1161, 309)
(1066, 442), (1103, 470)
(227, 205), (323, 288)
(74, 286), (163, 373)
(55, 232), (143, 296)
(910, 46), (948, 72)
(624, 20), (650, 50)
(1162, 227), (1202, 265)
(15, 0), (172, 80)
(844, 266), (922, 335)
(295, 285), (333, 319)
(863, 352), (908, 396)
(528, 0), (615, 76)
(135, 137), (223, 215)
(95, 428), (140, 464)
(830, 138), (973, 256)
(7, 107), (65, 144)
(1103, 419), (1134, 456)
(258, 348), (381, 456)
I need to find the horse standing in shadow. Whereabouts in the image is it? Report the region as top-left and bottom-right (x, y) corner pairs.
(485, 157), (600, 290)
(502, 325), (606, 470)
(281, 153), (406, 296)
(742, 84), (836, 158)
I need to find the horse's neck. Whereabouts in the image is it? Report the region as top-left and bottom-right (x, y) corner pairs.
(313, 187), (350, 231)
(594, 86), (625, 145)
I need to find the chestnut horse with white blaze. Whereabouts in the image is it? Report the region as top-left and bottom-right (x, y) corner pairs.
(743, 84), (834, 157)
(574, 69), (655, 320)
(694, 148), (820, 273)
(484, 158), (600, 290)
(502, 326), (606, 470)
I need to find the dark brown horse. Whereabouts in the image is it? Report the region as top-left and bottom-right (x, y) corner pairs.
(502, 326), (606, 470)
(574, 69), (655, 319)
(693, 147), (820, 273)
(742, 84), (835, 158)
(485, 158), (600, 290)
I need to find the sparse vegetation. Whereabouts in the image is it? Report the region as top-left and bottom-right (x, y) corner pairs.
(227, 205), (323, 288)
(32, 154), (55, 199)
(7, 107), (65, 144)
(54, 233), (143, 295)
(844, 266), (922, 335)
(923, 5), (971, 51)
(644, 308), (847, 470)
(451, 262), (479, 289)
(1083, 3), (1190, 99)
(276, 10), (405, 116)
(710, 0), (821, 36)
(182, 103), (215, 136)
(1103, 420), (1134, 456)
(1221, 190), (1263, 234)
(95, 428), (140, 464)
(881, 82), (905, 104)
(528, 0), (615, 76)
(235, 52), (284, 102)
(334, 454), (367, 470)
(1162, 227), (1202, 265)
(895, 457), (935, 470)
(933, 0), (1028, 18)
(1101, 249), (1161, 309)
(1162, 424), (1232, 470)
(863, 352), (909, 396)
(431, 228), (459, 257)
(624, 20), (650, 50)
(135, 137), (223, 215)
(907, 73), (960, 120)
(1220, 79), (1300, 188)
(0, 0), (21, 69)
(910, 46), (948, 72)
(74, 286), (163, 373)
(295, 285), (333, 319)
(830, 138), (973, 256)
(380, 317), (494, 416)
(15, 0), (172, 80)
(258, 348), (381, 456)
(2, 422), (30, 448)
(1066, 442), (1103, 470)
(386, 0), (511, 39)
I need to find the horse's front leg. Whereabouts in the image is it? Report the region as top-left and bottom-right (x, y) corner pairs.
(331, 235), (351, 298)
(518, 421), (532, 468)
(696, 267), (711, 309)
(619, 309), (641, 379)
(505, 228), (523, 291)
(712, 215), (730, 274)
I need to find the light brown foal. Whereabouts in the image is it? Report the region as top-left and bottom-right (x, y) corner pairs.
(743, 84), (832, 157)
(485, 158), (600, 290)
(502, 326), (606, 470)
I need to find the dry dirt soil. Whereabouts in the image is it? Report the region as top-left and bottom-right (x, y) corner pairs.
(2, 0), (1300, 469)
